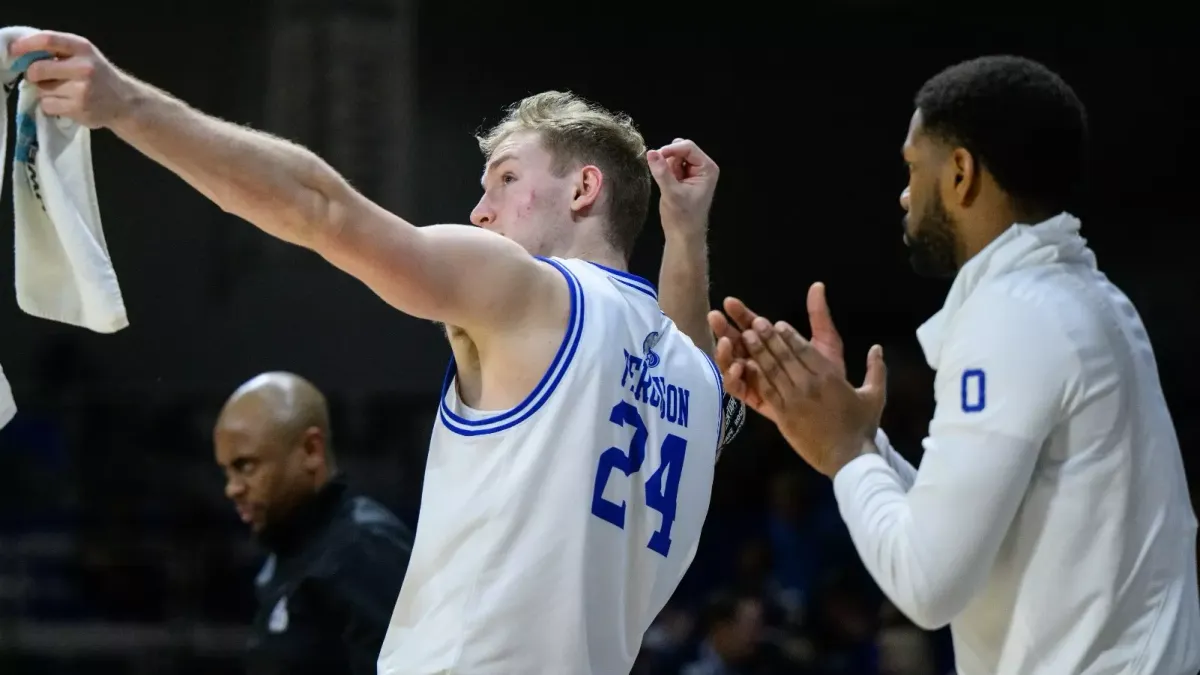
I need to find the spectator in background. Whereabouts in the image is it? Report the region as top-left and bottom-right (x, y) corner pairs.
(682, 592), (768, 675)
(806, 579), (878, 675)
(729, 538), (789, 619)
(636, 603), (699, 674)
(876, 602), (937, 675)
(213, 372), (413, 675)
(763, 472), (830, 620)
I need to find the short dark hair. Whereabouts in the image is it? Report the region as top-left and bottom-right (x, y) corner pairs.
(478, 91), (651, 258)
(915, 55), (1089, 218)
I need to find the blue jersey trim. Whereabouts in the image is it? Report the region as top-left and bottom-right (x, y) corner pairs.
(438, 258), (586, 436)
(613, 277), (657, 301)
(586, 261), (657, 300)
(701, 351), (725, 458)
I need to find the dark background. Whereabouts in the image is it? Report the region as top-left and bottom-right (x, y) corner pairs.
(0, 2), (1196, 673)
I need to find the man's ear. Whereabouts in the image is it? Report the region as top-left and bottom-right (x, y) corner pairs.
(570, 165), (604, 214)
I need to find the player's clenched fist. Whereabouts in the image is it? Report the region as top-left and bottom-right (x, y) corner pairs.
(10, 31), (130, 129)
(647, 138), (719, 235)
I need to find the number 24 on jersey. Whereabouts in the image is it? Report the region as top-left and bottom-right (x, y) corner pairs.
(590, 400), (688, 557)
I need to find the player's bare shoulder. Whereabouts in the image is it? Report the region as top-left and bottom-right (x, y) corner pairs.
(412, 223), (566, 324)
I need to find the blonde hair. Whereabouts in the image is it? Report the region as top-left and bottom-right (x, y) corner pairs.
(477, 91), (652, 256)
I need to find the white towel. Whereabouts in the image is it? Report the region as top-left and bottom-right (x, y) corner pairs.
(0, 362), (13, 429)
(0, 26), (129, 429)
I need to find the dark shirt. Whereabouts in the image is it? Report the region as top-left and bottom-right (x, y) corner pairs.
(246, 478), (413, 675)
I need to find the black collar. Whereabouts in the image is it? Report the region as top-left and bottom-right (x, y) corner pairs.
(256, 477), (348, 555)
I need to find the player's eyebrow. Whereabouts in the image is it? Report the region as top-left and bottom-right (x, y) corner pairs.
(481, 153), (517, 187)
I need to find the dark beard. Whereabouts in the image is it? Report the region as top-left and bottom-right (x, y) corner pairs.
(903, 196), (959, 279)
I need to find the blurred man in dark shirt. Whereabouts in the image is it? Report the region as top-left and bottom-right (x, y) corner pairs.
(213, 372), (413, 675)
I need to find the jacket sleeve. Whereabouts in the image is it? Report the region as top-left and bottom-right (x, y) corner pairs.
(831, 290), (1081, 630)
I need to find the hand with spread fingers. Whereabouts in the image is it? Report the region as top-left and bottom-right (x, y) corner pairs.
(706, 282), (888, 477)
(706, 283), (848, 422)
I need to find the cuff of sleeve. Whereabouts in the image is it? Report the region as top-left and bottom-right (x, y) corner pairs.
(874, 428), (892, 451)
(832, 450), (892, 506)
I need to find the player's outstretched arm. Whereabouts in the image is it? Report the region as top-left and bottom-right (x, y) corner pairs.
(650, 139), (718, 357)
(12, 31), (557, 332)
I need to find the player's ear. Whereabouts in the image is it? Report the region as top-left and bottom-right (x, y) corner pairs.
(571, 165), (603, 214)
(949, 147), (978, 207)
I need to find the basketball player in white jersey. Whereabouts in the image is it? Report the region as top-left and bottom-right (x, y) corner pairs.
(375, 99), (740, 673)
(14, 30), (744, 674)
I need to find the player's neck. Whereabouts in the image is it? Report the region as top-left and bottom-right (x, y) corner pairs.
(558, 238), (627, 272)
(958, 196), (1026, 267)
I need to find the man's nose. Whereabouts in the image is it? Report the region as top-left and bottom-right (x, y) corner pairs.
(225, 477), (246, 500)
(470, 199), (494, 227)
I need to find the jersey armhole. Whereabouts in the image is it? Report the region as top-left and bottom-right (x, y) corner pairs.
(437, 258), (586, 436)
(698, 349), (746, 462)
(700, 351), (727, 462)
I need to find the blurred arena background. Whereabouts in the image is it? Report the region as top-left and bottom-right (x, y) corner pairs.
(0, 2), (1196, 673)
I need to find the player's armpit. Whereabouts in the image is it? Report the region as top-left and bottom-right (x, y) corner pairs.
(318, 191), (564, 333)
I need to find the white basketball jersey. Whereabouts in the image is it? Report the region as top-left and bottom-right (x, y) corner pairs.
(377, 257), (726, 675)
